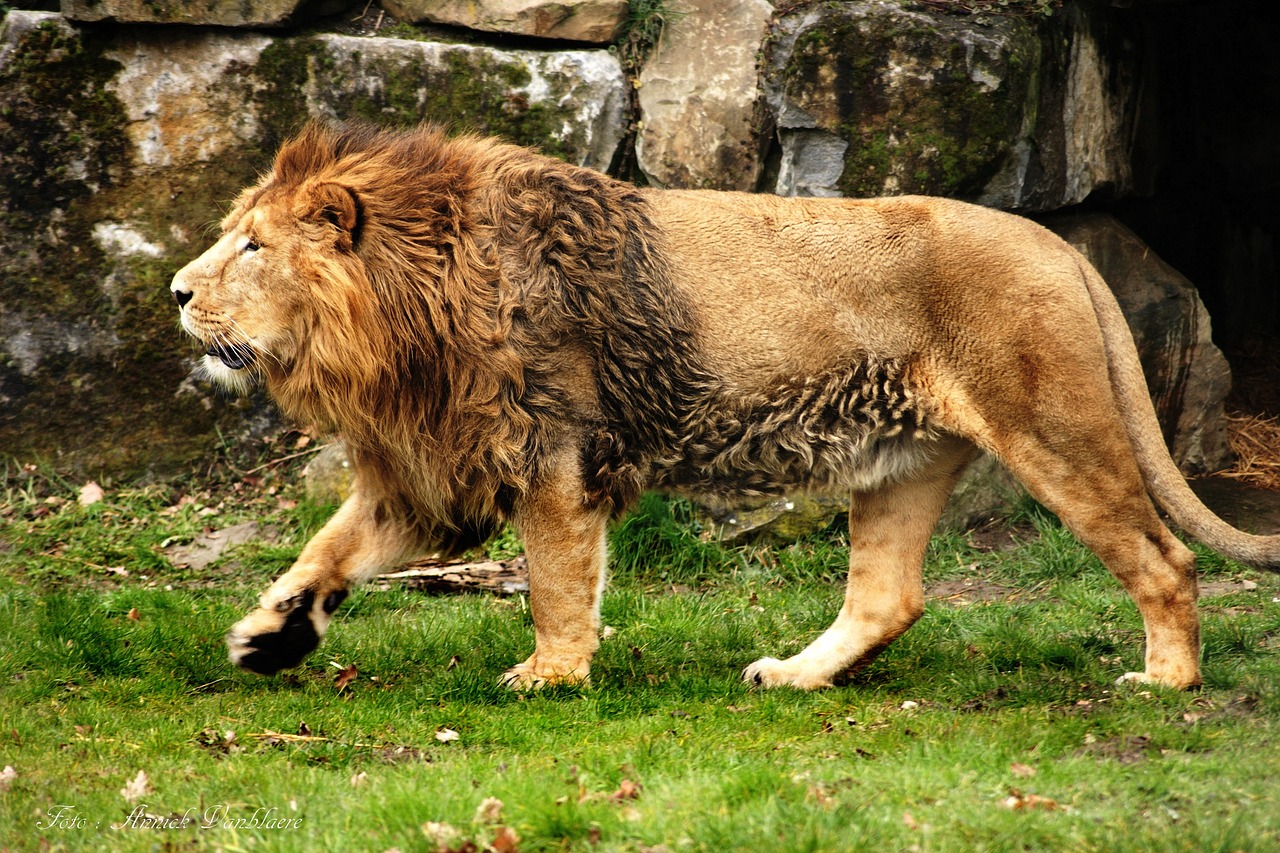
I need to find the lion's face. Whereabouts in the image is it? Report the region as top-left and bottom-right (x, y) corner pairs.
(170, 181), (362, 392)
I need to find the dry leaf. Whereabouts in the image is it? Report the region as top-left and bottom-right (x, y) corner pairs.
(435, 728), (460, 744)
(120, 770), (151, 802)
(422, 822), (464, 853)
(334, 664), (358, 691)
(489, 826), (520, 853)
(611, 779), (641, 802)
(0, 765), (15, 791)
(350, 771), (368, 787)
(474, 797), (504, 824)
(78, 481), (104, 507)
(902, 811), (919, 830)
(1010, 762), (1037, 778)
(126, 608), (141, 622)
(1002, 790), (1060, 811)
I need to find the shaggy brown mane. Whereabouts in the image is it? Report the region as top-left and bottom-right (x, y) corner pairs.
(245, 122), (712, 545)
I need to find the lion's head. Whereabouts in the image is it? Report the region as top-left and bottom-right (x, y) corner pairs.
(170, 123), (538, 524)
(170, 155), (371, 398)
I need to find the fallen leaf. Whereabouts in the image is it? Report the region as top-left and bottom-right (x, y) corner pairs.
(74, 724), (93, 736)
(120, 770), (151, 802)
(126, 608), (141, 622)
(435, 728), (460, 744)
(334, 664), (358, 691)
(0, 765), (15, 791)
(350, 771), (368, 787)
(1002, 790), (1060, 811)
(422, 822), (468, 853)
(902, 811), (919, 830)
(489, 825), (519, 853)
(298, 721), (312, 736)
(78, 481), (104, 507)
(611, 779), (641, 802)
(474, 797), (503, 824)
(1010, 762), (1037, 778)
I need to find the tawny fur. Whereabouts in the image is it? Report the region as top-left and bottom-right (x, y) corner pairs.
(171, 122), (1280, 692)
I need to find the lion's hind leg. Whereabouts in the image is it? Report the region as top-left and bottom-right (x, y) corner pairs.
(992, 428), (1202, 689)
(745, 438), (975, 690)
(227, 491), (423, 675)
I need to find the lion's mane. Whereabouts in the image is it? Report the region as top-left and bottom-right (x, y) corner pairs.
(244, 123), (710, 545)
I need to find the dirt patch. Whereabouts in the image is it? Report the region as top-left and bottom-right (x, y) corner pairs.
(1077, 734), (1158, 764)
(966, 521), (1037, 553)
(926, 577), (1021, 605)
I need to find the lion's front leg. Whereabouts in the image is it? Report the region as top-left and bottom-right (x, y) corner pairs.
(503, 457), (610, 690)
(228, 491), (419, 675)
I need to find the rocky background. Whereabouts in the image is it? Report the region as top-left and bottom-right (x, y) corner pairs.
(1, 0), (1277, 529)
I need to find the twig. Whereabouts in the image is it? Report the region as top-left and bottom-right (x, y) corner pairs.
(244, 442), (331, 475)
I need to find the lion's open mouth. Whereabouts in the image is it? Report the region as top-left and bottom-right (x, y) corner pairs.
(206, 341), (256, 370)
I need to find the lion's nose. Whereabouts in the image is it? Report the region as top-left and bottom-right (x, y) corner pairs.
(173, 287), (193, 308)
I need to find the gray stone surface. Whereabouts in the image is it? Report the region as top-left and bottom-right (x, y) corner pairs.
(304, 443), (355, 507)
(764, 2), (1139, 211)
(61, 0), (322, 27)
(382, 0), (628, 44)
(635, 0), (773, 191)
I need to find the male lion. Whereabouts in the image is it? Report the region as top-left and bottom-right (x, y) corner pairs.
(172, 122), (1279, 691)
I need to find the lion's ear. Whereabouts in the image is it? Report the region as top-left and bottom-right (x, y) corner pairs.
(296, 181), (361, 250)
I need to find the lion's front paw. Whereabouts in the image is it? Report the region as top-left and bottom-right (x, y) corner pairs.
(1115, 669), (1201, 690)
(743, 656), (833, 691)
(500, 655), (590, 692)
(228, 588), (345, 675)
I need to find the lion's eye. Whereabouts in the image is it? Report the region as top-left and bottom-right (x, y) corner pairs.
(244, 238), (261, 253)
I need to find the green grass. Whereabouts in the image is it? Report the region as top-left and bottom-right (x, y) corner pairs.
(2, 465), (1280, 851)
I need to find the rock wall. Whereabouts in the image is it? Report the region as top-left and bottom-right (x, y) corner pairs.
(0, 1), (1234, 490)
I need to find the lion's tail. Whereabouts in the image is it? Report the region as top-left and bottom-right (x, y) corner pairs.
(1080, 258), (1280, 569)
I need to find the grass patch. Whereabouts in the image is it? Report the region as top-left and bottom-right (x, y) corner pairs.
(2, 466), (1280, 851)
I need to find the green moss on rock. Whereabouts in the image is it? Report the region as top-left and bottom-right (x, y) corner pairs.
(253, 35), (575, 160)
(0, 18), (129, 317)
(782, 6), (1038, 199)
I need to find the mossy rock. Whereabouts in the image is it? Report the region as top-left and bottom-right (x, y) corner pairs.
(768, 2), (1039, 200)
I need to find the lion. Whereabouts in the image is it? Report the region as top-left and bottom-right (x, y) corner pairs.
(170, 121), (1280, 691)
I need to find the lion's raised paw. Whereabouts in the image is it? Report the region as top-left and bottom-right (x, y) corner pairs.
(227, 589), (331, 675)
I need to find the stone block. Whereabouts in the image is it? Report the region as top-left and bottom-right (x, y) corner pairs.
(382, 0), (628, 44)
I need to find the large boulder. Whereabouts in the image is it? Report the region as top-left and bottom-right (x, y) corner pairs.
(382, 0), (628, 44)
(60, 0), (327, 27)
(764, 2), (1139, 210)
(0, 11), (625, 476)
(635, 0), (773, 191)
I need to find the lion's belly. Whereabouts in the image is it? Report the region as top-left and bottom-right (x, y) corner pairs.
(642, 355), (941, 500)
(649, 429), (940, 500)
